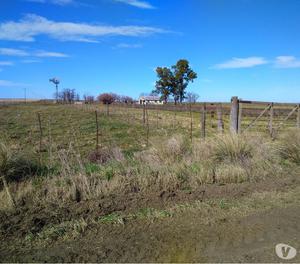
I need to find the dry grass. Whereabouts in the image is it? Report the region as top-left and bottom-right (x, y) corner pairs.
(0, 129), (298, 210)
(277, 128), (300, 164)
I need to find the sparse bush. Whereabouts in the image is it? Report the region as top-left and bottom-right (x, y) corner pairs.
(97, 93), (115, 105)
(88, 148), (112, 164)
(278, 129), (300, 164)
(212, 134), (253, 163)
(0, 142), (41, 184)
(88, 146), (124, 164)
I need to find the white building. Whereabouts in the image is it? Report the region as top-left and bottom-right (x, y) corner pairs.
(139, 96), (163, 105)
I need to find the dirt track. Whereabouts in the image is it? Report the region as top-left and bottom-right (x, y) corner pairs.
(1, 173), (300, 263)
(1, 205), (299, 262)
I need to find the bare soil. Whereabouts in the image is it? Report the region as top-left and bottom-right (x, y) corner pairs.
(1, 173), (300, 263)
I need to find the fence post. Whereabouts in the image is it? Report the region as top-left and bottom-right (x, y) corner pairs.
(146, 108), (149, 147)
(173, 105), (177, 129)
(238, 101), (242, 134)
(269, 103), (274, 136)
(189, 103), (193, 142)
(106, 104), (109, 116)
(201, 103), (206, 138)
(297, 104), (300, 128)
(217, 104), (224, 133)
(143, 104), (146, 125)
(230, 96), (239, 133)
(95, 110), (99, 152)
(37, 112), (43, 162)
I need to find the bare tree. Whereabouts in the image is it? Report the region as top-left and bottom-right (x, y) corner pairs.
(83, 94), (95, 104)
(186, 92), (199, 103)
(120, 96), (134, 104)
(58, 89), (77, 104)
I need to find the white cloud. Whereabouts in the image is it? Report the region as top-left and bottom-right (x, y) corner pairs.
(35, 51), (69, 57)
(0, 47), (69, 58)
(26, 0), (75, 6)
(0, 48), (29, 56)
(0, 61), (14, 66)
(114, 43), (142, 49)
(114, 0), (155, 9)
(212, 57), (268, 69)
(275, 56), (300, 68)
(0, 14), (166, 42)
(0, 80), (28, 87)
(21, 59), (40, 63)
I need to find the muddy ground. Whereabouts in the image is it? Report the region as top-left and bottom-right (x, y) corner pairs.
(1, 173), (300, 262)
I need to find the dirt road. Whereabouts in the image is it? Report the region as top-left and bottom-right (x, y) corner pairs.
(1, 204), (299, 263)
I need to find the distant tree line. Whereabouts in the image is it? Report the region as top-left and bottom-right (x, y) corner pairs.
(97, 93), (134, 105)
(153, 59), (197, 104)
(55, 89), (134, 105)
(57, 89), (80, 104)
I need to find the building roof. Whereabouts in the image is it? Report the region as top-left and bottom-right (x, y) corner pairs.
(139, 95), (161, 101)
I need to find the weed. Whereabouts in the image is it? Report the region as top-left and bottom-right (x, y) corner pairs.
(278, 128), (300, 164)
(98, 213), (124, 224)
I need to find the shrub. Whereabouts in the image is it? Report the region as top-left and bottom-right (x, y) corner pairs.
(278, 129), (300, 164)
(97, 93), (115, 105)
(88, 147), (124, 164)
(212, 134), (253, 163)
(0, 142), (41, 183)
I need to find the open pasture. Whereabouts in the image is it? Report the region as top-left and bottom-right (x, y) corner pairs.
(0, 100), (300, 262)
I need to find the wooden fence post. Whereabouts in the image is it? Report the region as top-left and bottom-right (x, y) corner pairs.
(189, 103), (193, 142)
(201, 103), (206, 138)
(173, 105), (177, 129)
(37, 112), (43, 162)
(238, 101), (242, 134)
(106, 104), (109, 116)
(269, 103), (274, 136)
(297, 104), (300, 128)
(210, 110), (214, 128)
(217, 104), (224, 133)
(146, 108), (149, 147)
(143, 104), (146, 125)
(230, 96), (239, 133)
(95, 110), (99, 152)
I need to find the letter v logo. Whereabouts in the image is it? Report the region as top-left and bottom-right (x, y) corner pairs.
(275, 243), (297, 260)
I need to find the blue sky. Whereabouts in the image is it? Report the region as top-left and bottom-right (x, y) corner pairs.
(0, 0), (300, 102)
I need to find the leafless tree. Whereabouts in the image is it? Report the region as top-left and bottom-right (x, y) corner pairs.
(58, 89), (78, 104)
(83, 94), (95, 104)
(186, 92), (199, 103)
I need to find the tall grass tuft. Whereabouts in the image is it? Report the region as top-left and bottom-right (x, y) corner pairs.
(278, 128), (300, 164)
(212, 133), (253, 163)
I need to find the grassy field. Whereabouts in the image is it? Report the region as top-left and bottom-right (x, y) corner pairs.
(0, 102), (300, 262)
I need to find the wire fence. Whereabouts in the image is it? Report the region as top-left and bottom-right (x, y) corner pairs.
(0, 97), (299, 161)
